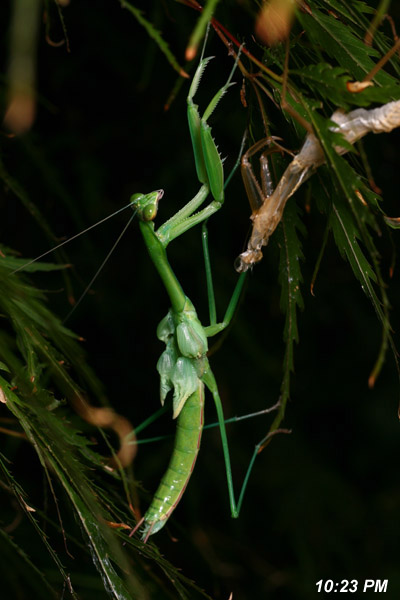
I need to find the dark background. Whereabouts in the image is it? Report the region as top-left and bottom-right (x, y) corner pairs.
(1, 1), (400, 598)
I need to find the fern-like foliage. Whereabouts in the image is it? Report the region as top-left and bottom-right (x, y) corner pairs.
(263, 201), (305, 437)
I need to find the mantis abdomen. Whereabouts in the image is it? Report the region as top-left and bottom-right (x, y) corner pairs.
(140, 383), (204, 541)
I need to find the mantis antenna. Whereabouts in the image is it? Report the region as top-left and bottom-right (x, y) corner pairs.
(11, 199), (137, 275)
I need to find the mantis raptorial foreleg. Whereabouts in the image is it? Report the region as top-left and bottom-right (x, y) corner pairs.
(157, 38), (241, 246)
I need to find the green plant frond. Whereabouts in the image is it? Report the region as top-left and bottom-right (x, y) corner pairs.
(330, 195), (379, 300)
(302, 111), (383, 310)
(119, 1), (188, 77)
(293, 84), (397, 382)
(0, 255), (69, 273)
(314, 172), (394, 388)
(314, 172), (387, 331)
(277, 200), (305, 405)
(328, 186), (396, 385)
(261, 200), (305, 437)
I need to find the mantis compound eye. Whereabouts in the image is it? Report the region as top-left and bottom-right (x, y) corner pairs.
(130, 190), (162, 221)
(143, 203), (158, 221)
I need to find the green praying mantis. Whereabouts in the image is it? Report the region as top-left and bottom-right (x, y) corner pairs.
(128, 48), (254, 542)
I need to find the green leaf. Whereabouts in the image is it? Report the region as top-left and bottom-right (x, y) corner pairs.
(331, 193), (378, 289)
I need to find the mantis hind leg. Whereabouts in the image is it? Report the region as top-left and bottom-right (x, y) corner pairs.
(202, 367), (289, 519)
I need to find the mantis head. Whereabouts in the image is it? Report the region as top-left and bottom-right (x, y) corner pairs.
(130, 189), (164, 222)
